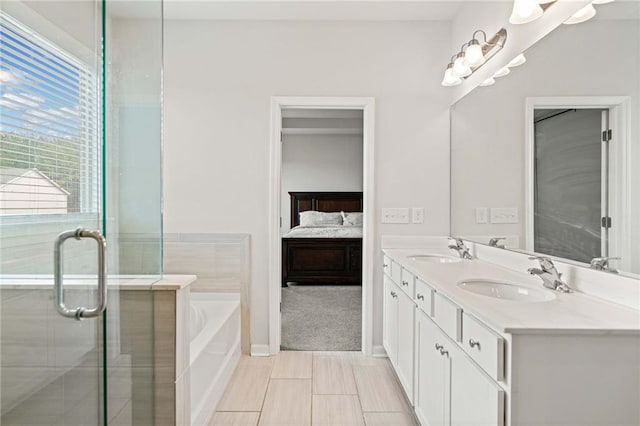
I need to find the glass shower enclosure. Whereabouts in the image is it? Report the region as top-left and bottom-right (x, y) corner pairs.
(0, 0), (163, 424)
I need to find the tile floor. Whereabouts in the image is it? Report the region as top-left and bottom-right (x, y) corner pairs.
(211, 351), (417, 426)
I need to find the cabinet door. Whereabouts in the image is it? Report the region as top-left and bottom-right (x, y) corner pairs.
(450, 342), (505, 426)
(383, 276), (399, 364)
(414, 310), (447, 426)
(396, 289), (415, 404)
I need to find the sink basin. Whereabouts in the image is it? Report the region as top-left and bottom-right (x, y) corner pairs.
(408, 255), (461, 264)
(458, 280), (556, 302)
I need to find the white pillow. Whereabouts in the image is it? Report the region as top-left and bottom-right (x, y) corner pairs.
(341, 211), (363, 227)
(299, 211), (343, 227)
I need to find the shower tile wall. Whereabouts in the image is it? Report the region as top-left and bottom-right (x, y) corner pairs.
(163, 233), (251, 353)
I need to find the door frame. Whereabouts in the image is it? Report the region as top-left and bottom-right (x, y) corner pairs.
(268, 96), (375, 356)
(524, 96), (631, 270)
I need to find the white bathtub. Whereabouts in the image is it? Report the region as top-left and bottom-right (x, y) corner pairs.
(189, 292), (241, 426)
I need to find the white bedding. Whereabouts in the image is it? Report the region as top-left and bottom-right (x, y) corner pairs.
(283, 225), (363, 239)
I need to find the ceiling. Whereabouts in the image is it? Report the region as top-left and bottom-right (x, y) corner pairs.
(160, 0), (467, 21)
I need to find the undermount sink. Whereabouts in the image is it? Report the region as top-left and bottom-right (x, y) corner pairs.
(407, 254), (462, 264)
(458, 280), (556, 302)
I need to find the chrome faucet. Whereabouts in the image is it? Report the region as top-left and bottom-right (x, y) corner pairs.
(448, 238), (472, 260)
(488, 237), (506, 248)
(527, 256), (572, 293)
(590, 257), (620, 273)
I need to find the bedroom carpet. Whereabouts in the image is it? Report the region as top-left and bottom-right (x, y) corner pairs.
(281, 284), (362, 351)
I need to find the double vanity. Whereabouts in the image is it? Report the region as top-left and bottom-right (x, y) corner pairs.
(382, 243), (640, 426)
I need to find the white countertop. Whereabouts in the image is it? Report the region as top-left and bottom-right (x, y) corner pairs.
(384, 249), (640, 335)
(0, 274), (197, 291)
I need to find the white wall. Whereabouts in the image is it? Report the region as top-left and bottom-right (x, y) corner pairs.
(164, 20), (452, 349)
(451, 18), (640, 274)
(281, 134), (363, 234)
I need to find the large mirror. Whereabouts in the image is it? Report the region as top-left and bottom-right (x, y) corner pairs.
(451, 0), (640, 278)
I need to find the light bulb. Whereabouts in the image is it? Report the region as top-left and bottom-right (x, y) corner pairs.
(564, 3), (596, 25)
(479, 77), (496, 87)
(508, 54), (527, 67)
(592, 0), (614, 4)
(453, 54), (471, 78)
(493, 67), (511, 78)
(464, 42), (485, 68)
(441, 65), (462, 87)
(509, 0), (544, 24)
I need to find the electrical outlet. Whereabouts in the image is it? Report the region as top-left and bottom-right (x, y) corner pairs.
(381, 208), (410, 224)
(490, 207), (518, 224)
(412, 208), (424, 224)
(475, 207), (488, 224)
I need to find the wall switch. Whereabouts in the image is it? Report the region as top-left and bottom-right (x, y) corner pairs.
(412, 208), (424, 224)
(475, 207), (488, 224)
(490, 207), (518, 224)
(381, 208), (410, 224)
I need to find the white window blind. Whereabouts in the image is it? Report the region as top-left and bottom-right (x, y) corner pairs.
(0, 11), (99, 216)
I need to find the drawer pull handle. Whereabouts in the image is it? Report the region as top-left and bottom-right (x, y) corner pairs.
(435, 343), (443, 351)
(439, 348), (449, 357)
(390, 291), (398, 298)
(383, 264), (388, 268)
(417, 294), (424, 300)
(402, 281), (409, 286)
(469, 339), (481, 349)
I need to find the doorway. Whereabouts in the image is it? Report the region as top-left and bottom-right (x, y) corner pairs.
(525, 97), (631, 271)
(280, 109), (363, 350)
(268, 97), (375, 356)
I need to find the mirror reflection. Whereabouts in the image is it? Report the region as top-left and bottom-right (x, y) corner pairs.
(451, 1), (640, 278)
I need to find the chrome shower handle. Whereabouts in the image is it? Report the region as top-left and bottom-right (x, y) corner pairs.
(54, 228), (107, 320)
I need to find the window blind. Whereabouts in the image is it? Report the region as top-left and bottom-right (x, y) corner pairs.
(0, 11), (99, 216)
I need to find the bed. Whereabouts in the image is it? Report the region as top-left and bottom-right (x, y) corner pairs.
(282, 192), (363, 286)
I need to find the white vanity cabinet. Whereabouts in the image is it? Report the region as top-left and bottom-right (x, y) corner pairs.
(414, 309), (504, 426)
(383, 276), (399, 365)
(383, 267), (415, 403)
(383, 251), (640, 426)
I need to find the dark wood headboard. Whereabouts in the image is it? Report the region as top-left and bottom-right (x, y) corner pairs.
(290, 191), (363, 228)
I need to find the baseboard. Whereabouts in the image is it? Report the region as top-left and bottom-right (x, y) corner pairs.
(251, 344), (271, 357)
(372, 345), (388, 358)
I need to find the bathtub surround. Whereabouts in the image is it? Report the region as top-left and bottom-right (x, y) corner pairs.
(118, 275), (241, 426)
(281, 285), (362, 351)
(163, 233), (251, 354)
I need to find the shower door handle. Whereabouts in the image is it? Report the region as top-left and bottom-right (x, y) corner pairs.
(54, 228), (107, 320)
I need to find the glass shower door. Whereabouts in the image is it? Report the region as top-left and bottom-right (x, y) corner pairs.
(1, 0), (163, 423)
(0, 1), (107, 424)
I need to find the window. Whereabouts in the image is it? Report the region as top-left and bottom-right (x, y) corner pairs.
(0, 11), (98, 216)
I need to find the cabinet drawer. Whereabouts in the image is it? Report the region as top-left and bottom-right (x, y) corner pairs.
(399, 268), (415, 298)
(433, 293), (462, 342)
(391, 260), (403, 285)
(462, 312), (504, 382)
(415, 278), (433, 316)
(383, 255), (391, 277)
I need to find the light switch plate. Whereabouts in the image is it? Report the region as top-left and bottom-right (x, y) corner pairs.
(475, 207), (488, 224)
(412, 208), (424, 224)
(490, 207), (518, 224)
(382, 208), (410, 224)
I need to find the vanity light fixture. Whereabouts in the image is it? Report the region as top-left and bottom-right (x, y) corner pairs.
(509, 0), (544, 24)
(508, 53), (527, 67)
(493, 66), (511, 78)
(441, 56), (462, 87)
(453, 49), (472, 77)
(441, 28), (508, 87)
(479, 77), (496, 87)
(509, 0), (556, 25)
(564, 3), (597, 25)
